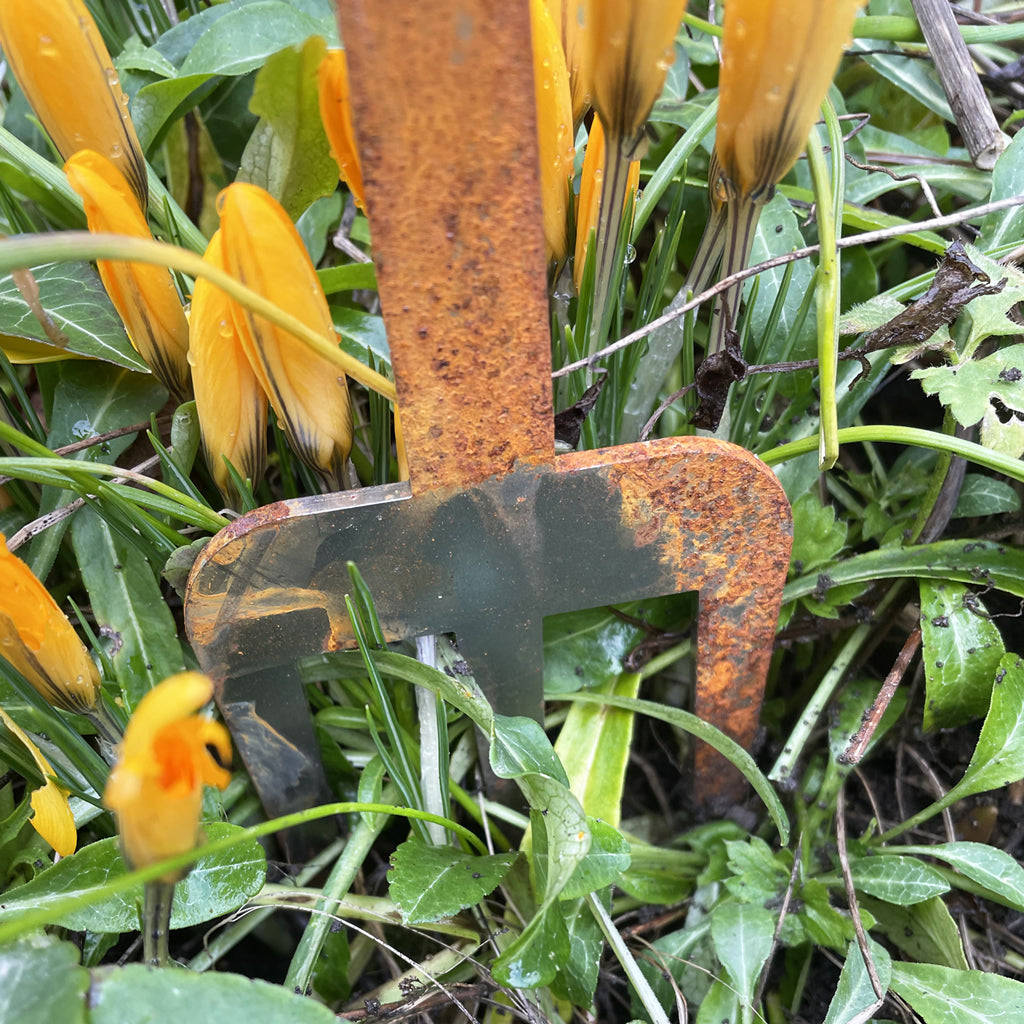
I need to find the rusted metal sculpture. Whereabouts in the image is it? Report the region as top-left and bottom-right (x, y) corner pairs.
(184, 0), (792, 840)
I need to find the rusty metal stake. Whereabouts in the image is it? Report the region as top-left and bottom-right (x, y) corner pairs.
(185, 0), (792, 846)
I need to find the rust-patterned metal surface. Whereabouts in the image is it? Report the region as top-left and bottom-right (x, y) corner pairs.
(184, 0), (793, 833)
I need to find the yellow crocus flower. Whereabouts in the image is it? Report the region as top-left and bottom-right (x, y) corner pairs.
(0, 707), (77, 856)
(216, 182), (353, 491)
(64, 150), (192, 401)
(0, 0), (148, 212)
(0, 532), (101, 716)
(545, 0), (590, 126)
(317, 48), (366, 212)
(104, 672), (231, 882)
(189, 230), (268, 501)
(532, 0), (575, 263)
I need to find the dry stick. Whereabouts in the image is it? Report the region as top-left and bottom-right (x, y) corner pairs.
(836, 785), (887, 1006)
(840, 627), (922, 765)
(911, 0), (1006, 170)
(550, 194), (1024, 381)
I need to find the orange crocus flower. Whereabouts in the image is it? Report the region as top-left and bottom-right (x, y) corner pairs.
(0, 707), (77, 856)
(104, 672), (231, 881)
(0, 532), (101, 716)
(216, 182), (353, 491)
(189, 230), (268, 500)
(317, 48), (366, 211)
(0, 0), (148, 212)
(65, 150), (192, 401)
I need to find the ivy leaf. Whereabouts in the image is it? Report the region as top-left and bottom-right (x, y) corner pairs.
(919, 581), (1005, 729)
(388, 840), (516, 924)
(891, 962), (1024, 1023)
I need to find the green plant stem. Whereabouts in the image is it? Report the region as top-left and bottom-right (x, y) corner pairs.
(587, 891), (671, 1024)
(0, 232), (396, 400)
(908, 407), (959, 543)
(762, 425), (1024, 485)
(143, 880), (175, 967)
(284, 803), (393, 994)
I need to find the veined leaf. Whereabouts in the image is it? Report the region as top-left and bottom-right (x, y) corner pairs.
(891, 962), (1024, 1023)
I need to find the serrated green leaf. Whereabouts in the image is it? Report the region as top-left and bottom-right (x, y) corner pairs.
(0, 824), (265, 933)
(822, 938), (890, 1024)
(961, 254), (1024, 349)
(848, 855), (949, 905)
(723, 837), (788, 905)
(559, 818), (631, 900)
(919, 582), (1005, 729)
(887, 841), (1024, 912)
(790, 494), (848, 574)
(0, 934), (87, 1024)
(0, 264), (146, 370)
(953, 474), (1022, 518)
(711, 903), (774, 1022)
(490, 714), (569, 787)
(88, 963), (337, 1024)
(891, 962), (1024, 1023)
(387, 840), (516, 924)
(946, 654), (1024, 802)
(72, 508), (184, 708)
(239, 35), (338, 220)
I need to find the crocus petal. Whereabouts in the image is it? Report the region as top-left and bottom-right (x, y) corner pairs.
(573, 115), (640, 291)
(583, 0), (687, 146)
(189, 230), (268, 500)
(0, 707), (76, 856)
(532, 0), (575, 263)
(545, 0), (590, 125)
(317, 48), (366, 211)
(217, 182), (352, 490)
(0, 533), (101, 714)
(104, 672), (231, 879)
(64, 150), (192, 401)
(0, 0), (148, 212)
(716, 0), (864, 201)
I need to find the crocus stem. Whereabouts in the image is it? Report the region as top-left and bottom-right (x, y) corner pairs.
(587, 132), (635, 376)
(708, 195), (762, 358)
(143, 880), (175, 967)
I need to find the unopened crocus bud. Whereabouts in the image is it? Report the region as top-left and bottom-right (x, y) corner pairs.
(216, 182), (353, 490)
(318, 48), (366, 211)
(545, 0), (590, 126)
(0, 532), (101, 716)
(0, 0), (148, 212)
(65, 150), (192, 401)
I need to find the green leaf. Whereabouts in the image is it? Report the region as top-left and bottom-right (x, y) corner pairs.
(723, 837), (789, 905)
(0, 934), (88, 1024)
(177, 2), (329, 77)
(239, 35), (339, 220)
(849, 38), (953, 122)
(978, 128), (1024, 251)
(890, 963), (1024, 1023)
(953, 474), (1022, 518)
(387, 840), (516, 924)
(72, 508), (185, 708)
(696, 978), (742, 1024)
(886, 842), (1024, 912)
(132, 73), (221, 153)
(848, 855), (950, 905)
(0, 264), (146, 370)
(790, 494), (848, 574)
(550, 895), (604, 1007)
(822, 938), (891, 1024)
(862, 894), (968, 970)
(960, 255), (1024, 350)
(520, 774), (591, 903)
(710, 903), (775, 1022)
(491, 901), (570, 989)
(946, 654), (1024, 802)
(87, 963), (338, 1024)
(0, 824), (265, 933)
(490, 714), (569, 787)
(559, 818), (631, 900)
(919, 581), (1005, 729)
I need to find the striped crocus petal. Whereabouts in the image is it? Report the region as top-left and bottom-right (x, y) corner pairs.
(532, 0), (575, 263)
(583, 0), (687, 147)
(0, 0), (148, 212)
(0, 708), (76, 856)
(0, 532), (101, 715)
(189, 230), (268, 501)
(545, 0), (590, 126)
(317, 48), (366, 211)
(715, 0), (864, 201)
(65, 150), (192, 401)
(217, 182), (352, 490)
(573, 114), (640, 291)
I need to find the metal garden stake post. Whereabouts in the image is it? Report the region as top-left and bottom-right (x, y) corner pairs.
(184, 0), (793, 848)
